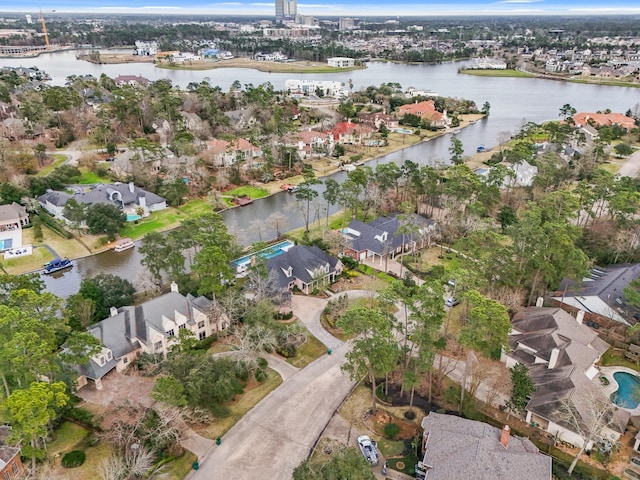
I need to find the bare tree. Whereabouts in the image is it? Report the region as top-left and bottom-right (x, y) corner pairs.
(229, 324), (277, 373)
(485, 372), (511, 408)
(559, 391), (627, 475)
(466, 357), (492, 400)
(134, 268), (161, 296)
(266, 212), (288, 240)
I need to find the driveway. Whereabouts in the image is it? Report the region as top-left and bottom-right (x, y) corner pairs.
(618, 149), (640, 178)
(187, 342), (355, 480)
(187, 293), (356, 480)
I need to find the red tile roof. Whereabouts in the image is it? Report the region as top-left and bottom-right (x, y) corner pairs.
(572, 112), (636, 130)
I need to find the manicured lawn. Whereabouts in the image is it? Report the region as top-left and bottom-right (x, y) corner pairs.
(195, 369), (282, 440)
(388, 452), (418, 476)
(36, 154), (69, 177)
(77, 170), (112, 185)
(120, 209), (183, 239)
(376, 438), (405, 457)
(178, 198), (213, 216)
(163, 451), (198, 480)
(225, 186), (269, 199)
(601, 348), (640, 371)
(287, 324), (327, 368)
(459, 69), (535, 78)
(48, 422), (89, 457)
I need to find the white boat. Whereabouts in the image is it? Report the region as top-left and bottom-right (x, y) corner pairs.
(113, 238), (135, 252)
(341, 164), (357, 172)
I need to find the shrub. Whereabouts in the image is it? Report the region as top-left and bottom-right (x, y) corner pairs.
(404, 410), (416, 420)
(61, 450), (86, 468)
(255, 368), (267, 382)
(384, 423), (401, 439)
(65, 407), (100, 430)
(340, 256), (358, 270)
(257, 357), (268, 369)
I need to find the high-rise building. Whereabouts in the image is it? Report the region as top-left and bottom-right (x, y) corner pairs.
(275, 0), (297, 23)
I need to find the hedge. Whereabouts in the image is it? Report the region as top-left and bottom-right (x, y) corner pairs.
(61, 450), (86, 468)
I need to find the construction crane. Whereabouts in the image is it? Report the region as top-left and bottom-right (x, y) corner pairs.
(39, 9), (50, 50)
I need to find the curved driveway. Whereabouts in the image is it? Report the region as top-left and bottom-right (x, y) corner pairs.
(188, 293), (358, 480)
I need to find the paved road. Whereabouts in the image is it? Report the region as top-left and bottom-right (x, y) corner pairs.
(188, 342), (355, 480)
(188, 294), (356, 480)
(617, 149), (640, 178)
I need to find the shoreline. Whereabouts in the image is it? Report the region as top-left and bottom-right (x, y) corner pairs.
(460, 68), (640, 88)
(5, 114), (485, 275)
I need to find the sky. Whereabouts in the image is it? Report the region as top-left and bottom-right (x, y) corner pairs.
(5, 0), (640, 17)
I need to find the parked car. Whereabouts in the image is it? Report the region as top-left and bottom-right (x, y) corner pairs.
(445, 297), (460, 307)
(357, 435), (379, 466)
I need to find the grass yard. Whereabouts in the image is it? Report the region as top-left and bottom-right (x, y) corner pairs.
(76, 170), (112, 185)
(36, 154), (69, 177)
(287, 325), (327, 368)
(162, 451), (198, 480)
(120, 208), (183, 238)
(601, 348), (640, 371)
(376, 438), (405, 457)
(48, 422), (89, 457)
(459, 68), (535, 78)
(225, 186), (269, 199)
(194, 369), (282, 440)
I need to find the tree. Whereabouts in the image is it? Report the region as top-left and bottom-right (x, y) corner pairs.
(295, 166), (321, 233)
(481, 101), (491, 116)
(293, 447), (375, 480)
(559, 103), (577, 121)
(6, 381), (69, 470)
(337, 306), (399, 415)
(614, 143), (634, 157)
(449, 137), (465, 165)
(151, 376), (187, 407)
(497, 205), (518, 233)
(193, 244), (233, 298)
(63, 198), (86, 232)
(460, 290), (511, 359)
(560, 391), (623, 475)
(507, 362), (535, 414)
(84, 203), (126, 240)
(78, 274), (135, 321)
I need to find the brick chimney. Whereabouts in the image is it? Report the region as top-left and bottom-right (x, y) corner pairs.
(500, 425), (510, 448)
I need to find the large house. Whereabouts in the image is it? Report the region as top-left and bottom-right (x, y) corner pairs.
(38, 183), (167, 224)
(205, 138), (263, 167)
(76, 282), (226, 390)
(552, 264), (640, 326)
(501, 307), (629, 449)
(342, 213), (438, 263)
(0, 203), (28, 251)
(282, 130), (330, 159)
(267, 245), (343, 295)
(396, 100), (449, 127)
(417, 412), (551, 480)
(328, 121), (375, 145)
(0, 426), (23, 480)
(572, 112), (636, 130)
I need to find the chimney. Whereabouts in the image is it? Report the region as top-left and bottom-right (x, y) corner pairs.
(170, 281), (179, 293)
(110, 306), (118, 317)
(576, 310), (585, 325)
(129, 182), (135, 193)
(548, 347), (560, 369)
(535, 296), (544, 307)
(500, 425), (510, 448)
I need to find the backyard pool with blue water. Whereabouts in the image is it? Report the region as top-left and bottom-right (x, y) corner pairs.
(611, 371), (640, 409)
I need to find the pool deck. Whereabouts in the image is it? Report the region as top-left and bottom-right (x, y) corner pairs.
(600, 366), (640, 415)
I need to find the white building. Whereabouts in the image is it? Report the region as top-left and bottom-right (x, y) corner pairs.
(327, 57), (355, 68)
(134, 40), (158, 56)
(285, 79), (348, 98)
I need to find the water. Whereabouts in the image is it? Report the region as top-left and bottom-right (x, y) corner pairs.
(8, 51), (637, 297)
(611, 372), (640, 409)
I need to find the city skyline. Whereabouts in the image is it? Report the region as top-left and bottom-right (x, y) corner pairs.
(3, 0), (640, 17)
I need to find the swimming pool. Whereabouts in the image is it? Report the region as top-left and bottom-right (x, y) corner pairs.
(610, 372), (640, 408)
(231, 240), (295, 276)
(393, 128), (414, 134)
(126, 214), (141, 222)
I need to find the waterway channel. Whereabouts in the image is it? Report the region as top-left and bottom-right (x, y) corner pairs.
(5, 51), (637, 297)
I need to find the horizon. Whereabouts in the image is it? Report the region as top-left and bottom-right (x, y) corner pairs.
(3, 0), (640, 17)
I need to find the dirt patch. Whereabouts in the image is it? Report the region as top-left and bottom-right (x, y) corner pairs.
(370, 411), (419, 440)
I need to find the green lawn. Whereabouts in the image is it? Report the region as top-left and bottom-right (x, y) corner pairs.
(376, 438), (405, 457)
(77, 170), (112, 185)
(459, 69), (534, 78)
(225, 186), (269, 199)
(287, 325), (327, 368)
(48, 422), (89, 457)
(601, 348), (640, 370)
(162, 451), (198, 480)
(36, 154), (68, 177)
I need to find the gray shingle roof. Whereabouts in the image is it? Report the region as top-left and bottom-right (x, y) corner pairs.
(419, 413), (551, 480)
(267, 245), (340, 289)
(37, 190), (71, 207)
(0, 202), (27, 223)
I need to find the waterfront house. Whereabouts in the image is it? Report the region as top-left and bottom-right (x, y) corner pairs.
(416, 412), (551, 480)
(0, 202), (28, 251)
(341, 213), (438, 263)
(501, 307), (628, 449)
(572, 112), (636, 131)
(76, 282), (225, 390)
(328, 121), (375, 145)
(37, 182), (167, 223)
(396, 100), (449, 127)
(205, 138), (263, 167)
(266, 245), (343, 295)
